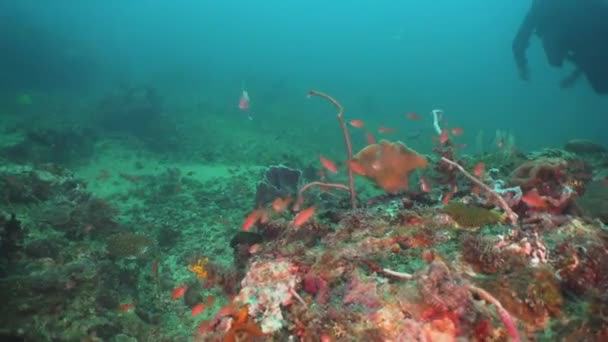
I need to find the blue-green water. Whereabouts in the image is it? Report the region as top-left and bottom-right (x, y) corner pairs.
(2, 1), (606, 151)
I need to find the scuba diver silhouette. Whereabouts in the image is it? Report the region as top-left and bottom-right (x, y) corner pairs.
(512, 0), (608, 94)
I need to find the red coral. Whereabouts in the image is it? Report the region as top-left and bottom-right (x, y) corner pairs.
(343, 272), (381, 309)
(303, 272), (329, 304)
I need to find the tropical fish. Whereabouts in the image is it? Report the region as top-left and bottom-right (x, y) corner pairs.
(378, 126), (396, 134)
(366, 132), (376, 144)
(242, 209), (263, 231)
(420, 177), (431, 193)
(238, 90), (250, 110)
(292, 206), (316, 227)
(319, 156), (338, 173)
(406, 112), (420, 121)
(439, 129), (449, 144)
(473, 162), (485, 177)
(441, 192), (453, 205)
(451, 127), (464, 136)
(349, 119), (365, 128)
(172, 285), (187, 300)
(272, 197), (292, 213)
(521, 190), (547, 208)
(347, 160), (366, 176)
(249, 243), (261, 254)
(191, 303), (206, 316)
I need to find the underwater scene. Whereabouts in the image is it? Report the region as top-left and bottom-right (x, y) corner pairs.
(1, 1), (608, 341)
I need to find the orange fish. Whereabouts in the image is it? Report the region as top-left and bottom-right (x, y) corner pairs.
(406, 112), (420, 121)
(258, 208), (270, 224)
(473, 162), (485, 177)
(378, 126), (396, 134)
(521, 190), (547, 208)
(242, 209), (262, 232)
(349, 119), (364, 128)
(272, 197), (292, 213)
(191, 303), (206, 316)
(439, 129), (449, 144)
(249, 243), (261, 254)
(120, 303), (135, 312)
(441, 192), (453, 205)
(347, 160), (366, 176)
(366, 132), (376, 144)
(172, 285), (187, 300)
(292, 206), (316, 227)
(451, 127), (464, 136)
(319, 156), (338, 173)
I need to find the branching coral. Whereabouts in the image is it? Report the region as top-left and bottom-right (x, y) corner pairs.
(307, 90), (357, 208)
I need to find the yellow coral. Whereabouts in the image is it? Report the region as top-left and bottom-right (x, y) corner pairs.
(188, 257), (209, 279)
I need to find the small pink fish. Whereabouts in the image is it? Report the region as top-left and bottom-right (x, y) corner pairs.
(319, 156), (338, 174)
(473, 162), (485, 177)
(420, 177), (431, 193)
(439, 129), (449, 144)
(366, 132), (376, 144)
(238, 90), (250, 110)
(347, 160), (366, 176)
(451, 127), (464, 136)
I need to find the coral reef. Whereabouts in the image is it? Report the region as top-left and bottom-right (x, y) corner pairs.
(2, 88), (608, 341)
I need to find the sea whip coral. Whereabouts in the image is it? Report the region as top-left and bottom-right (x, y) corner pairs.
(307, 90), (357, 208)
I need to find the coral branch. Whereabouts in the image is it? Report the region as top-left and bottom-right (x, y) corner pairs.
(382, 268), (413, 280)
(431, 109), (443, 135)
(295, 181), (350, 211)
(468, 285), (521, 342)
(307, 90), (357, 208)
(440, 157), (519, 225)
